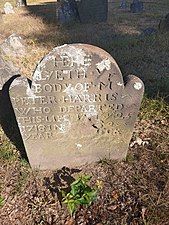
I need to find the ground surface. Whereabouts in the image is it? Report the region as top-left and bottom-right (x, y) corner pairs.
(0, 1), (169, 225)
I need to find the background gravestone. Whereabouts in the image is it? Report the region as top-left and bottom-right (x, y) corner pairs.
(0, 33), (26, 57)
(4, 2), (15, 14)
(159, 13), (169, 33)
(57, 0), (79, 23)
(120, 0), (127, 10)
(10, 44), (144, 170)
(77, 0), (108, 23)
(130, 0), (143, 13)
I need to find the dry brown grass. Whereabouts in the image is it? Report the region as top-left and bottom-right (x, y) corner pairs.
(0, 6), (50, 77)
(0, 0), (168, 86)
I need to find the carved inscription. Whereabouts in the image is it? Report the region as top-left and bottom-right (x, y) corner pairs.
(12, 50), (134, 141)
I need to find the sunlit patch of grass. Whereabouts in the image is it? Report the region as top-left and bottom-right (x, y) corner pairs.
(27, 0), (56, 4)
(140, 96), (169, 120)
(0, 140), (15, 161)
(0, 195), (5, 208)
(0, 0), (16, 9)
(0, 0), (55, 9)
(13, 169), (29, 194)
(20, 158), (29, 167)
(125, 153), (135, 165)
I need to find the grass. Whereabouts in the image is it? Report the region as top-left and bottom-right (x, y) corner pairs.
(13, 169), (29, 194)
(0, 195), (5, 207)
(0, 0), (46, 8)
(140, 97), (169, 120)
(0, 139), (15, 161)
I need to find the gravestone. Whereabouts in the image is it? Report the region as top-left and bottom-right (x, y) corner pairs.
(130, 0), (143, 13)
(140, 27), (157, 36)
(0, 56), (20, 90)
(9, 44), (144, 170)
(77, 0), (108, 23)
(0, 33), (26, 57)
(57, 0), (79, 23)
(4, 2), (15, 14)
(17, 0), (27, 7)
(159, 13), (169, 33)
(120, 0), (127, 10)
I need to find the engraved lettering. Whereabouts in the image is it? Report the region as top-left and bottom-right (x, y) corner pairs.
(99, 81), (112, 90)
(15, 108), (31, 116)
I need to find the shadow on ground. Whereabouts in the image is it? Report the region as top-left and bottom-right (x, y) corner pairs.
(25, 1), (58, 24)
(44, 167), (81, 203)
(0, 75), (28, 160)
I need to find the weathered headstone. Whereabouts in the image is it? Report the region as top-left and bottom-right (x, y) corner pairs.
(10, 44), (144, 170)
(77, 0), (108, 23)
(0, 33), (26, 57)
(159, 13), (169, 33)
(0, 56), (20, 90)
(130, 0), (143, 13)
(4, 2), (15, 14)
(57, 0), (79, 23)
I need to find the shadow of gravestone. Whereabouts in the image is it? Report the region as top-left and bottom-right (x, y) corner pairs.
(77, 0), (108, 23)
(0, 75), (28, 160)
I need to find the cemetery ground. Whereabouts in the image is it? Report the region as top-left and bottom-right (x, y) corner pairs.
(0, 0), (169, 224)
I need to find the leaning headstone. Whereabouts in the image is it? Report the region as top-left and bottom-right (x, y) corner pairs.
(4, 2), (15, 14)
(0, 33), (26, 57)
(130, 0), (143, 13)
(0, 56), (20, 90)
(159, 13), (169, 33)
(57, 0), (79, 23)
(77, 0), (108, 23)
(9, 44), (144, 170)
